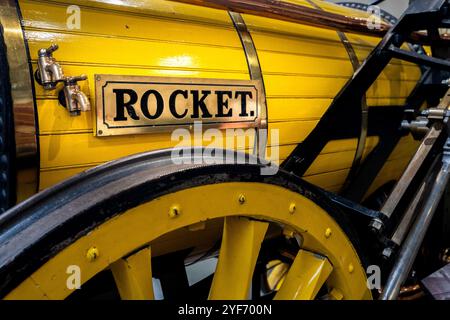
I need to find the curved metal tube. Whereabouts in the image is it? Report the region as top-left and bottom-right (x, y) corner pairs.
(169, 0), (450, 44)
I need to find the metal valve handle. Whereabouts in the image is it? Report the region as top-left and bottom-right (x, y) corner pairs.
(63, 74), (88, 85)
(38, 43), (58, 57)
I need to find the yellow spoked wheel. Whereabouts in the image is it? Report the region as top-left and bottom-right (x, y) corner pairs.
(0, 150), (372, 300)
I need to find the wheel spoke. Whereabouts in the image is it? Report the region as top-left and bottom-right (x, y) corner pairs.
(209, 217), (268, 299)
(267, 262), (289, 291)
(111, 246), (154, 300)
(274, 250), (333, 300)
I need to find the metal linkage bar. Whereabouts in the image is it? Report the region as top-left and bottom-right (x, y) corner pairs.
(380, 86), (450, 297)
(380, 139), (450, 300)
(379, 123), (442, 218)
(371, 88), (450, 234)
(388, 46), (450, 71)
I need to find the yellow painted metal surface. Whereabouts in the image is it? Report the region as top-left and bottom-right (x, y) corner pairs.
(209, 217), (268, 299)
(110, 246), (154, 300)
(274, 250), (333, 300)
(16, 0), (420, 195)
(6, 182), (371, 300)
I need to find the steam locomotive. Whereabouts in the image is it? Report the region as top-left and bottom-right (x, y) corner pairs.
(0, 0), (449, 300)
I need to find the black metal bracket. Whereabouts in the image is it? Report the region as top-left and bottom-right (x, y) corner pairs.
(283, 0), (450, 202)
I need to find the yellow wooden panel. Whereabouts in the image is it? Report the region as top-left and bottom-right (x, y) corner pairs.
(264, 74), (347, 98)
(365, 157), (412, 199)
(39, 130), (259, 170)
(367, 97), (407, 106)
(243, 12), (349, 45)
(250, 32), (350, 60)
(22, 0), (234, 25)
(20, 0), (238, 47)
(38, 99), (93, 134)
(387, 134), (420, 161)
(268, 120), (318, 146)
(366, 79), (416, 100)
(305, 136), (379, 176)
(39, 119), (312, 171)
(40, 166), (93, 190)
(320, 136), (379, 154)
(25, 32), (248, 74)
(265, 75), (414, 102)
(303, 168), (350, 190)
(20, 0), (420, 196)
(306, 150), (356, 176)
(258, 50), (353, 76)
(267, 98), (331, 122)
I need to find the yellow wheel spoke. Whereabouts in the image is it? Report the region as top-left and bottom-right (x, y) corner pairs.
(111, 246), (154, 300)
(209, 217), (268, 300)
(267, 262), (289, 291)
(274, 250), (333, 300)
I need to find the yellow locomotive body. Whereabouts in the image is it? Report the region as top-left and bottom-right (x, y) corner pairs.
(15, 0), (420, 199)
(0, 0), (433, 301)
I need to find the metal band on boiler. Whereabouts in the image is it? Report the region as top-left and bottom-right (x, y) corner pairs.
(229, 11), (268, 159)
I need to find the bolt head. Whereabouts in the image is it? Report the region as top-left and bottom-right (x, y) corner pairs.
(289, 203), (296, 214)
(169, 205), (181, 218)
(238, 194), (246, 204)
(86, 247), (99, 262)
(369, 219), (384, 233)
(382, 247), (393, 260)
(325, 228), (332, 238)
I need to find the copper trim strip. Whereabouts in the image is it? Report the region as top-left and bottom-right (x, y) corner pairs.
(169, 0), (448, 44)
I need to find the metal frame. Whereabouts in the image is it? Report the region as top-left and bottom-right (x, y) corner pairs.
(0, 0), (38, 207)
(283, 0), (450, 177)
(282, 0), (450, 299)
(307, 0), (369, 191)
